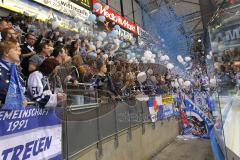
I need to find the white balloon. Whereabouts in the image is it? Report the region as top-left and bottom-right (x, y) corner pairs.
(131, 52), (136, 57)
(209, 51), (213, 56)
(178, 78), (184, 85)
(143, 60), (148, 64)
(145, 54), (152, 60)
(184, 56), (191, 62)
(177, 55), (184, 63)
(171, 81), (176, 87)
(207, 55), (212, 60)
(98, 16), (106, 22)
(150, 59), (155, 63)
(96, 41), (102, 48)
(114, 39), (121, 46)
(134, 60), (139, 64)
(184, 81), (191, 87)
(166, 63), (174, 70)
(97, 36), (103, 41)
(137, 72), (147, 83)
(89, 44), (96, 51)
(147, 69), (153, 75)
(88, 14), (96, 22)
(103, 54), (108, 60)
(135, 94), (149, 101)
(144, 50), (153, 61)
(174, 81), (179, 88)
(99, 32), (107, 38)
(111, 30), (118, 37)
(144, 50), (152, 56)
(160, 55), (166, 61)
(131, 38), (136, 44)
(93, 3), (101, 10)
(164, 55), (170, 61)
(210, 78), (217, 86)
(114, 25), (120, 30)
(89, 52), (97, 58)
(150, 76), (157, 82)
(129, 59), (133, 63)
(125, 49), (131, 54)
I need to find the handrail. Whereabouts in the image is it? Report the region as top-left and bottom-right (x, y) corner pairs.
(67, 103), (99, 111)
(66, 82), (94, 87)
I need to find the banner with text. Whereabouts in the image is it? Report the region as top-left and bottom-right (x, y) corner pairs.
(0, 107), (62, 160)
(92, 0), (138, 35)
(147, 96), (175, 122)
(70, 0), (92, 10)
(180, 94), (214, 138)
(32, 0), (90, 20)
(0, 0), (88, 31)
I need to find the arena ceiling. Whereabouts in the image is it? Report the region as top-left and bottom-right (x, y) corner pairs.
(134, 0), (225, 56)
(137, 0), (226, 36)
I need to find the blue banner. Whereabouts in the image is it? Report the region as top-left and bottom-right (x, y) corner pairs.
(182, 95), (214, 138)
(0, 107), (62, 160)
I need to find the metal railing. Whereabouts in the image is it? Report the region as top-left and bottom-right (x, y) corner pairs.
(62, 82), (173, 160)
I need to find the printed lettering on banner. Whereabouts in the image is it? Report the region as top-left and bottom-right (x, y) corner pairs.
(0, 107), (62, 160)
(32, 0), (90, 20)
(162, 94), (174, 105)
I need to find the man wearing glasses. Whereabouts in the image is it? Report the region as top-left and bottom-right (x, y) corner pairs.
(20, 33), (37, 78)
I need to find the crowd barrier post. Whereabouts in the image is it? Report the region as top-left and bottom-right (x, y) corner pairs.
(152, 122), (156, 130)
(127, 103), (133, 142)
(96, 93), (103, 160)
(63, 83), (70, 160)
(140, 101), (146, 135)
(113, 100), (119, 149)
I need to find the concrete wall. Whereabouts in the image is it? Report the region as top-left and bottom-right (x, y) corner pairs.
(70, 118), (179, 160)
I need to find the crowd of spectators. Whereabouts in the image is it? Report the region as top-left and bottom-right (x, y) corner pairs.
(0, 12), (176, 108)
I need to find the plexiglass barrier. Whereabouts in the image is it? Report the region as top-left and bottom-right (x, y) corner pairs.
(62, 83), (162, 159)
(209, 2), (240, 159)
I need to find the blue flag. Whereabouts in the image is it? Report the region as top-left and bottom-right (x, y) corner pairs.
(206, 93), (214, 112)
(3, 64), (26, 110)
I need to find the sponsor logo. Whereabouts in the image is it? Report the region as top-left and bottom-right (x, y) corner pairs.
(93, 1), (137, 34)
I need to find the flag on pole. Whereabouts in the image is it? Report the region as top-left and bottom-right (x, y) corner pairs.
(147, 96), (162, 122)
(3, 64), (26, 110)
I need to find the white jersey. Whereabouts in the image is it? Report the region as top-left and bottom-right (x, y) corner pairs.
(27, 71), (57, 107)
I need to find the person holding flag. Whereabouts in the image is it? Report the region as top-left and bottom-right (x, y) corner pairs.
(0, 40), (27, 109)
